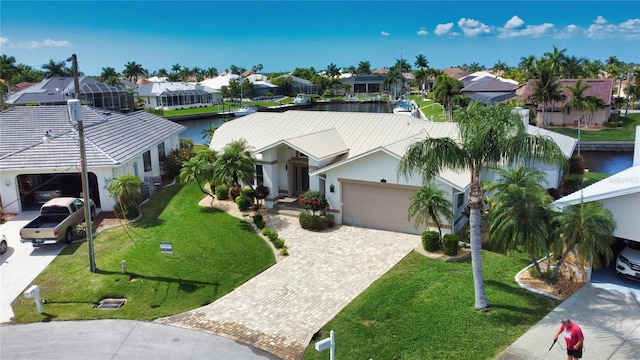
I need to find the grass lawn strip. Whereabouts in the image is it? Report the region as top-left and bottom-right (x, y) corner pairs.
(302, 251), (559, 360)
(11, 182), (275, 322)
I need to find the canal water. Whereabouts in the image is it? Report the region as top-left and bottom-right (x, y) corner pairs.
(176, 104), (634, 174)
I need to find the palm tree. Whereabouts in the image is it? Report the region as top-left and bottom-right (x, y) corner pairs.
(408, 183), (453, 239)
(551, 201), (616, 280)
(415, 54), (428, 70)
(433, 74), (462, 121)
(584, 95), (606, 127)
(398, 101), (567, 310)
(107, 174), (141, 215)
(0, 54), (19, 107)
(206, 67), (218, 79)
(212, 139), (256, 187)
(357, 61), (371, 75)
(179, 149), (216, 198)
(529, 61), (566, 126)
(492, 60), (508, 77)
(123, 61), (145, 83)
(485, 166), (553, 277)
(41, 59), (69, 78)
(543, 45), (567, 75)
(100, 67), (121, 87)
(563, 77), (591, 155)
(518, 55), (537, 80)
(200, 123), (216, 144)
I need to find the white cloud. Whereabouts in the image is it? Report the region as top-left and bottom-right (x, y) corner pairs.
(434, 23), (453, 36)
(457, 18), (492, 37)
(504, 15), (524, 29)
(417, 28), (428, 36)
(555, 24), (584, 39)
(381, 31), (390, 37)
(0, 37), (11, 48)
(19, 38), (71, 49)
(595, 16), (608, 25)
(498, 23), (555, 38)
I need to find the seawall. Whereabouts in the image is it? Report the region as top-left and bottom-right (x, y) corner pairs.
(578, 142), (635, 151)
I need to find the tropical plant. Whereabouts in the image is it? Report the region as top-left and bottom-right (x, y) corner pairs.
(408, 183), (453, 238)
(107, 174), (142, 218)
(41, 59), (69, 78)
(529, 61), (566, 126)
(398, 101), (567, 310)
(179, 149), (216, 199)
(433, 74), (463, 121)
(123, 61), (145, 83)
(485, 166), (554, 278)
(357, 60), (371, 75)
(100, 67), (121, 87)
(200, 123), (216, 144)
(550, 201), (616, 280)
(563, 77), (591, 155)
(298, 190), (328, 216)
(0, 54), (19, 107)
(543, 45), (567, 76)
(212, 139), (256, 187)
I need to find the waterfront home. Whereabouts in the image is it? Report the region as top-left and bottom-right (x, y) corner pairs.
(137, 82), (215, 111)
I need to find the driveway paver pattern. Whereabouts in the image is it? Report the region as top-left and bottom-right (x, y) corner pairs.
(155, 214), (421, 359)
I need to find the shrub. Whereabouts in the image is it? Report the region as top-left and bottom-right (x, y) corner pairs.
(255, 219), (266, 229)
(299, 212), (334, 231)
(298, 191), (328, 215)
(162, 147), (194, 180)
(229, 186), (241, 200)
(236, 195), (251, 211)
(442, 234), (460, 256)
(253, 213), (263, 223)
(242, 186), (255, 198)
(272, 238), (285, 249)
(421, 231), (441, 252)
(113, 196), (142, 220)
(279, 247), (289, 256)
(561, 174), (583, 195)
(215, 184), (230, 200)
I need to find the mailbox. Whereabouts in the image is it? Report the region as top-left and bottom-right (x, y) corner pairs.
(24, 285), (40, 298)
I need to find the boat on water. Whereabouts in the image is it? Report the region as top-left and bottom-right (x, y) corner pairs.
(293, 94), (311, 105)
(233, 105), (257, 117)
(393, 100), (414, 116)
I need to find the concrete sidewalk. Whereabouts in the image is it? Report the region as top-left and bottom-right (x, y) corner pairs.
(495, 268), (640, 360)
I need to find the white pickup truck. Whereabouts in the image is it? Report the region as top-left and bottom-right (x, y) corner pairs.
(20, 197), (95, 246)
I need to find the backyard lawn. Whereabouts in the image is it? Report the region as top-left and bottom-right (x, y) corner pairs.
(302, 251), (559, 360)
(11, 181), (275, 322)
(548, 112), (639, 141)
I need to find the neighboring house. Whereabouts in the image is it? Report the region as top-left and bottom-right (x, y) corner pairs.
(5, 77), (133, 111)
(519, 78), (615, 127)
(340, 75), (386, 94)
(553, 126), (640, 243)
(198, 74), (282, 100)
(137, 82), (215, 110)
(441, 68), (471, 80)
(0, 105), (185, 214)
(289, 76), (318, 95)
(459, 74), (519, 104)
(210, 111), (461, 235)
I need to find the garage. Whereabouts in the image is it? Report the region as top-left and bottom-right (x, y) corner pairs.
(341, 180), (424, 234)
(17, 173), (100, 211)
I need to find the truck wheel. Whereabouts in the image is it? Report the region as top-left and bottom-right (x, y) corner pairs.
(65, 228), (74, 243)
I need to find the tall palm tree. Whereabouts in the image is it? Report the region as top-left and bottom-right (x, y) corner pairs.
(212, 139), (256, 187)
(584, 95), (606, 127)
(398, 101), (567, 310)
(492, 60), (508, 77)
(206, 67), (218, 79)
(408, 183), (453, 239)
(518, 55), (537, 80)
(107, 174), (141, 214)
(41, 59), (69, 78)
(200, 123), (216, 144)
(543, 45), (567, 75)
(100, 67), (121, 87)
(529, 61), (566, 126)
(563, 77), (591, 155)
(357, 61), (371, 75)
(485, 166), (553, 277)
(0, 54), (19, 107)
(123, 61), (145, 83)
(433, 74), (462, 121)
(179, 149), (216, 198)
(415, 54), (428, 70)
(551, 201), (616, 280)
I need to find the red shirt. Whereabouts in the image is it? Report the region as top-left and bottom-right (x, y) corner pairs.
(561, 323), (584, 349)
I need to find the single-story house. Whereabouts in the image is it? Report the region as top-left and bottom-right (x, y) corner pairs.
(137, 82), (215, 110)
(460, 76), (519, 104)
(5, 77), (133, 111)
(519, 78), (615, 127)
(0, 105), (185, 214)
(341, 75), (386, 94)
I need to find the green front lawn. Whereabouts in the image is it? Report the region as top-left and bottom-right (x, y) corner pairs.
(302, 251), (559, 360)
(548, 113), (639, 142)
(12, 182), (275, 322)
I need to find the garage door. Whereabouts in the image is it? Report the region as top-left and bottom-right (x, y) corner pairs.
(342, 181), (423, 234)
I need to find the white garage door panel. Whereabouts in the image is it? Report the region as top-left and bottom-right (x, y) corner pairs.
(342, 182), (421, 234)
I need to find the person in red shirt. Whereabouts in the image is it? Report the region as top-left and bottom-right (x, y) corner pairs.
(554, 317), (584, 359)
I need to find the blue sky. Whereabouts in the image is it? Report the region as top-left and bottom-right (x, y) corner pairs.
(1, 1), (639, 76)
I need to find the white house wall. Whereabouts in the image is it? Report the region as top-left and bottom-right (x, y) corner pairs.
(602, 193), (640, 241)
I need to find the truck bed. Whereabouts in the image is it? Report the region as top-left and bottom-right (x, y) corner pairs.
(23, 215), (70, 229)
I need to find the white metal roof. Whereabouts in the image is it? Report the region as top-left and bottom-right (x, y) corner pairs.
(553, 165), (640, 207)
(527, 125), (577, 157)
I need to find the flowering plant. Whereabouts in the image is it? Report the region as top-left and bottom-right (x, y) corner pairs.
(298, 191), (328, 216)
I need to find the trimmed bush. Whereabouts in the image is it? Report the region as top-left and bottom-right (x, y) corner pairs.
(422, 231), (440, 252)
(298, 191), (328, 215)
(279, 247), (289, 256)
(215, 184), (230, 200)
(299, 212), (334, 231)
(236, 195), (251, 211)
(255, 220), (266, 229)
(442, 234), (460, 256)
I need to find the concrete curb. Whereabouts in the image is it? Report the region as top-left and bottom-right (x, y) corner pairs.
(514, 264), (564, 301)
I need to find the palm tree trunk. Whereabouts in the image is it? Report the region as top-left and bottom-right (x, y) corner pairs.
(528, 247), (543, 277)
(551, 247), (573, 280)
(469, 180), (489, 310)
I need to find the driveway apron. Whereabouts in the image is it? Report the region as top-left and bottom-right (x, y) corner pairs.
(156, 214), (421, 359)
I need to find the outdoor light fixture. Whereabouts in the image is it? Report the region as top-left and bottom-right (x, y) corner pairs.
(380, 179), (387, 183)
(329, 184), (334, 193)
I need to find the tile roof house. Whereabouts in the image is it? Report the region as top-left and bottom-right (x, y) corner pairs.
(6, 77), (133, 111)
(518, 78), (615, 126)
(441, 68), (471, 80)
(137, 82), (215, 110)
(210, 110), (575, 235)
(0, 106), (185, 214)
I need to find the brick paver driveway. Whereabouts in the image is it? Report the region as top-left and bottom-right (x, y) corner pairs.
(156, 214), (421, 359)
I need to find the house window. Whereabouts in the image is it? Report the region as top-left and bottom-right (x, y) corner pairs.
(457, 193), (464, 208)
(158, 142), (166, 161)
(143, 150), (152, 172)
(296, 151), (308, 158)
(255, 165), (264, 185)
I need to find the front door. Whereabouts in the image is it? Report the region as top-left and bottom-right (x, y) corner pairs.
(289, 161), (309, 196)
